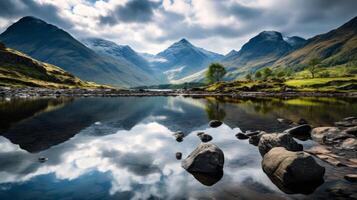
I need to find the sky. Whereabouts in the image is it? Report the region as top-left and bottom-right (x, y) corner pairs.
(0, 0), (356, 55)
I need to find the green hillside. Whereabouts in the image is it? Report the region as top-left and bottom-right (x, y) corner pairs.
(0, 45), (104, 88)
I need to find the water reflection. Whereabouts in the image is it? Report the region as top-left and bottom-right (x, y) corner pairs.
(0, 96), (356, 199)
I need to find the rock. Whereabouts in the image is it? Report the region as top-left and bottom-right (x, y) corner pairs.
(344, 126), (357, 136)
(340, 138), (357, 150)
(209, 120), (222, 128)
(335, 117), (357, 127)
(258, 133), (303, 156)
(245, 130), (260, 137)
(190, 171), (223, 186)
(173, 131), (184, 142)
(182, 143), (224, 174)
(277, 118), (293, 124)
(262, 147), (325, 194)
(298, 118), (308, 125)
(249, 131), (267, 146)
(311, 127), (342, 144)
(38, 157), (48, 163)
(344, 174), (357, 182)
(306, 145), (332, 155)
(176, 152), (182, 160)
(236, 132), (249, 140)
(197, 132), (205, 136)
(199, 134), (213, 143)
(284, 124), (312, 136)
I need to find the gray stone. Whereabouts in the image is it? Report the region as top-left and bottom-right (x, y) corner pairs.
(236, 132), (249, 140)
(199, 134), (213, 143)
(284, 124), (312, 136)
(262, 147), (325, 194)
(344, 126), (357, 136)
(182, 143), (224, 174)
(249, 131), (267, 146)
(209, 120), (222, 128)
(258, 133), (303, 156)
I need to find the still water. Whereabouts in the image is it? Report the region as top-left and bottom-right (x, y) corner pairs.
(0, 96), (356, 199)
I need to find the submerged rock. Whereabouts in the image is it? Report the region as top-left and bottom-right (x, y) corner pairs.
(298, 118), (308, 125)
(311, 127), (352, 144)
(245, 130), (261, 137)
(340, 138), (357, 150)
(344, 174), (357, 182)
(344, 126), (357, 136)
(262, 147), (325, 194)
(258, 133), (303, 156)
(173, 131), (185, 142)
(277, 118), (293, 124)
(198, 133), (213, 143)
(236, 132), (249, 140)
(182, 143), (224, 174)
(335, 117), (357, 127)
(176, 152), (182, 160)
(209, 120), (222, 128)
(38, 157), (48, 163)
(284, 124), (312, 136)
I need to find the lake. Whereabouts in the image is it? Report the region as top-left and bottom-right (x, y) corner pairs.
(0, 96), (356, 199)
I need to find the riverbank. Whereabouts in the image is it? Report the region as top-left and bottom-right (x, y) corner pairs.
(1, 87), (357, 98)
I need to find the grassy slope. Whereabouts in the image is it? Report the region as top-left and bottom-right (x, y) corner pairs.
(205, 76), (357, 93)
(0, 47), (106, 88)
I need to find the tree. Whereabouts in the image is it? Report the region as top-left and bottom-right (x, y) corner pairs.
(263, 67), (272, 79)
(255, 71), (262, 79)
(205, 63), (226, 83)
(308, 58), (321, 78)
(276, 71), (285, 78)
(245, 73), (252, 80)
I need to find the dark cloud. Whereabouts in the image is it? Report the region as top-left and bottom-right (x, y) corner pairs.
(0, 0), (72, 29)
(100, 0), (160, 25)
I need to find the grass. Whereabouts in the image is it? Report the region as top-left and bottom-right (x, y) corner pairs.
(204, 76), (357, 93)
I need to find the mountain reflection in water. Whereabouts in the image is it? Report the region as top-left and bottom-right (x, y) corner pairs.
(0, 96), (356, 199)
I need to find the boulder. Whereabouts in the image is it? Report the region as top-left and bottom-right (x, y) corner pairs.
(284, 124), (312, 136)
(236, 132), (249, 140)
(262, 147), (325, 194)
(182, 143), (224, 174)
(209, 120), (222, 128)
(258, 133), (303, 156)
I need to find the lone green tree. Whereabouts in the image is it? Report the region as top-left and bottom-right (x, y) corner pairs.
(245, 73), (252, 81)
(206, 63), (226, 83)
(255, 71), (262, 79)
(263, 67), (272, 79)
(308, 58), (321, 78)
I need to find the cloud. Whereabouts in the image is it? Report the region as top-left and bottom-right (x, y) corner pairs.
(100, 0), (160, 25)
(0, 0), (72, 29)
(0, 0), (356, 54)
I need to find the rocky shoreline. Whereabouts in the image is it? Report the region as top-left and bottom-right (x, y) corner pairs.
(1, 87), (357, 98)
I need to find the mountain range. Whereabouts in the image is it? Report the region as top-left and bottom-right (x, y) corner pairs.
(0, 15), (356, 88)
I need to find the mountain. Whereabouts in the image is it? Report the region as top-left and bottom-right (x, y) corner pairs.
(150, 38), (223, 82)
(0, 45), (102, 88)
(0, 16), (158, 87)
(285, 36), (307, 49)
(81, 38), (151, 73)
(220, 31), (294, 79)
(275, 16), (357, 68)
